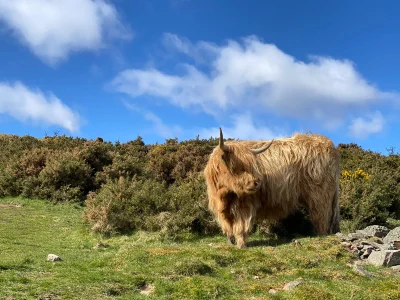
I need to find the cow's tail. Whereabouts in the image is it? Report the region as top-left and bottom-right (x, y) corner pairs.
(329, 179), (341, 234)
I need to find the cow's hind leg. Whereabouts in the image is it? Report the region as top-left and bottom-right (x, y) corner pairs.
(306, 192), (334, 235)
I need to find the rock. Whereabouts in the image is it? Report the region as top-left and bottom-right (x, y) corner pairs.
(352, 264), (376, 277)
(360, 240), (394, 251)
(360, 225), (390, 238)
(367, 250), (400, 267)
(47, 254), (62, 262)
(391, 265), (400, 272)
(253, 275), (260, 280)
(268, 289), (278, 294)
(348, 232), (366, 241)
(360, 246), (374, 259)
(368, 236), (384, 244)
(383, 227), (400, 244)
(282, 279), (303, 291)
(340, 241), (351, 247)
(93, 242), (109, 249)
(335, 232), (348, 240)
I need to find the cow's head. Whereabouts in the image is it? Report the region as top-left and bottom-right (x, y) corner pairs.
(213, 128), (273, 200)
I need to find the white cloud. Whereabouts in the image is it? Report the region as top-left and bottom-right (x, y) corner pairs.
(0, 0), (131, 65)
(348, 111), (385, 139)
(143, 111), (183, 139)
(197, 113), (286, 141)
(162, 33), (219, 64)
(0, 81), (80, 132)
(124, 102), (182, 139)
(112, 34), (398, 130)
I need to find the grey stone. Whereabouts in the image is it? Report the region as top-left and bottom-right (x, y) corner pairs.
(353, 264), (376, 277)
(348, 232), (366, 241)
(360, 247), (374, 259)
(47, 254), (62, 262)
(340, 241), (351, 247)
(391, 265), (400, 272)
(367, 250), (400, 267)
(360, 225), (390, 238)
(335, 232), (348, 240)
(383, 227), (400, 244)
(362, 240), (394, 251)
(283, 280), (303, 291)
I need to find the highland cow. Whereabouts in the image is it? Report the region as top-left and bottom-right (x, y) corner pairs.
(204, 128), (341, 248)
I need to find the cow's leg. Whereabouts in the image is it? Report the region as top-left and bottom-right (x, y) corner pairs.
(219, 218), (234, 243)
(233, 218), (249, 249)
(235, 232), (248, 249)
(306, 193), (332, 235)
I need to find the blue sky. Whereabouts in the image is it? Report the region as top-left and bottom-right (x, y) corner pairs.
(0, 0), (399, 153)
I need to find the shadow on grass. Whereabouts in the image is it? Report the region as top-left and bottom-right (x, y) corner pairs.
(246, 238), (293, 248)
(0, 264), (32, 271)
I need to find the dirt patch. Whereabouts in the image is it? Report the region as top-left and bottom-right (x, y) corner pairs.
(140, 283), (155, 296)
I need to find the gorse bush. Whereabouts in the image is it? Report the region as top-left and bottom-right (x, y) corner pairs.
(340, 167), (394, 231)
(83, 176), (169, 234)
(83, 173), (219, 238)
(0, 133), (399, 236)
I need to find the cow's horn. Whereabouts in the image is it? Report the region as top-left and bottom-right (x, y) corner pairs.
(250, 139), (274, 155)
(219, 128), (230, 152)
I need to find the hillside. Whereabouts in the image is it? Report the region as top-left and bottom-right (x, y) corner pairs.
(1, 197), (399, 299)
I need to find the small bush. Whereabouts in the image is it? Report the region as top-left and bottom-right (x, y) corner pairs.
(83, 176), (169, 234)
(158, 174), (219, 238)
(340, 167), (395, 231)
(38, 150), (92, 202)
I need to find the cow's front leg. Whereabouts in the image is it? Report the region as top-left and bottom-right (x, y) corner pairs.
(235, 232), (248, 249)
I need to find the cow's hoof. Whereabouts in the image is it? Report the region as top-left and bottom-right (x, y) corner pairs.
(237, 243), (247, 249)
(227, 236), (235, 245)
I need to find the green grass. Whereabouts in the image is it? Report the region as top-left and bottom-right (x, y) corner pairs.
(0, 198), (399, 299)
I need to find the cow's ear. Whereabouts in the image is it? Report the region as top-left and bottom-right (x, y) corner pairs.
(221, 152), (229, 164)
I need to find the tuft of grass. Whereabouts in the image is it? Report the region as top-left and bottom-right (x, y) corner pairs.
(172, 258), (214, 276)
(1, 197), (399, 299)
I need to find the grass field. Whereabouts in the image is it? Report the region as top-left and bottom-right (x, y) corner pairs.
(0, 197), (399, 299)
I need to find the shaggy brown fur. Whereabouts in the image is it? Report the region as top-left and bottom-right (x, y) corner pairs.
(204, 130), (341, 248)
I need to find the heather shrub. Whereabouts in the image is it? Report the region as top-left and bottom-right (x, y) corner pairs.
(83, 176), (169, 234)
